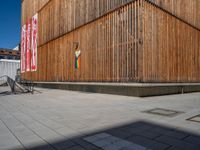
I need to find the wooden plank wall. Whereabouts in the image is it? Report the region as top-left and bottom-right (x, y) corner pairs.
(153, 0), (200, 29)
(23, 1), (140, 82)
(21, 0), (50, 25)
(37, 0), (200, 47)
(38, 0), (135, 46)
(22, 0), (200, 83)
(21, 0), (50, 81)
(22, 0), (200, 47)
(142, 0), (200, 82)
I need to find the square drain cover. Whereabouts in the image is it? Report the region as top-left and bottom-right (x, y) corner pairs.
(187, 115), (200, 123)
(143, 108), (183, 117)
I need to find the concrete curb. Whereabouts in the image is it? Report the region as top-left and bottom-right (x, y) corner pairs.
(33, 82), (200, 97)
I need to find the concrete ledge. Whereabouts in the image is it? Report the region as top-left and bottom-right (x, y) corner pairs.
(33, 82), (200, 97)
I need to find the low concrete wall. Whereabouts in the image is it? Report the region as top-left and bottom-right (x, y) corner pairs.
(34, 82), (200, 97)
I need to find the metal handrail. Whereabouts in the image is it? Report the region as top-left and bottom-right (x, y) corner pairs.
(0, 75), (8, 86)
(21, 79), (35, 93)
(0, 75), (34, 94)
(0, 75), (8, 78)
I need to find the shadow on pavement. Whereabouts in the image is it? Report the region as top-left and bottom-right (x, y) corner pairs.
(0, 87), (42, 97)
(11, 120), (200, 150)
(0, 91), (13, 97)
(0, 91), (29, 97)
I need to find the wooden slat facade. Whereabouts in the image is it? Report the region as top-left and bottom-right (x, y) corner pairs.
(21, 0), (200, 83)
(21, 0), (200, 46)
(38, 0), (135, 46)
(23, 1), (140, 82)
(153, 0), (200, 30)
(21, 0), (50, 25)
(142, 0), (200, 82)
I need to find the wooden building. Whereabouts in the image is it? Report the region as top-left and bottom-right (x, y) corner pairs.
(21, 0), (200, 83)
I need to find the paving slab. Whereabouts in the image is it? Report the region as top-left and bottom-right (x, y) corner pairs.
(0, 86), (200, 150)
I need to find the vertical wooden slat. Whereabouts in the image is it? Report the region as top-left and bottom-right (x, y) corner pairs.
(22, 0), (200, 83)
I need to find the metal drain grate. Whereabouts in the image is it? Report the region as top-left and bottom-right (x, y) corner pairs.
(143, 108), (183, 117)
(187, 115), (200, 123)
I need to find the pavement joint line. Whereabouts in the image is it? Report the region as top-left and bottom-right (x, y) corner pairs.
(163, 145), (173, 150)
(151, 133), (163, 140)
(5, 93), (89, 132)
(119, 127), (164, 141)
(1, 87), (200, 150)
(0, 102), (58, 150)
(0, 110), (26, 150)
(142, 108), (184, 117)
(186, 114), (200, 123)
(84, 133), (150, 150)
(181, 134), (191, 141)
(0, 96), (88, 150)
(5, 92), (73, 132)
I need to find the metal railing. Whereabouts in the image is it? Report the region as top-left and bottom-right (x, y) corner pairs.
(0, 75), (7, 86)
(20, 80), (35, 93)
(0, 75), (34, 94)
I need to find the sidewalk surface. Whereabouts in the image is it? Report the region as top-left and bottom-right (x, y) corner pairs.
(0, 86), (200, 150)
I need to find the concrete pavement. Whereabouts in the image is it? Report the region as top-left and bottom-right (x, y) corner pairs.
(0, 86), (200, 150)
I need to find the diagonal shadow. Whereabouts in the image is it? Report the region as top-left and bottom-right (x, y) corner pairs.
(10, 120), (200, 150)
(0, 91), (13, 97)
(0, 91), (29, 97)
(0, 86), (42, 97)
